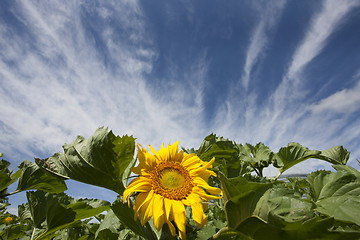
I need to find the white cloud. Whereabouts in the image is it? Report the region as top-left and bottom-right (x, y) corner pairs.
(1, 0), (359, 182)
(0, 0), (208, 165)
(213, 0), (360, 175)
(241, 0), (286, 90)
(310, 80), (360, 114)
(287, 0), (359, 80)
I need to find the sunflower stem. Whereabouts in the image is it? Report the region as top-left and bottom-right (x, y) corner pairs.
(159, 223), (176, 240)
(144, 222), (158, 240)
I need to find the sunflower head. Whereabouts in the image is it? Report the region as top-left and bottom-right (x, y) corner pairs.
(4, 216), (13, 224)
(123, 141), (223, 240)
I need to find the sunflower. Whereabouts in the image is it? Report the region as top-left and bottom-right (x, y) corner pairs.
(123, 141), (223, 239)
(4, 216), (13, 224)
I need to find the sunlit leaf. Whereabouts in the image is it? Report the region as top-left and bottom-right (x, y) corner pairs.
(220, 173), (272, 228)
(273, 143), (320, 176)
(26, 191), (110, 240)
(197, 134), (251, 178)
(35, 127), (135, 194)
(16, 160), (67, 193)
(316, 196), (360, 226)
(0, 159), (21, 193)
(111, 198), (146, 239)
(239, 143), (273, 176)
(307, 166), (360, 226)
(95, 210), (121, 240)
(317, 146), (350, 165)
(254, 186), (314, 224)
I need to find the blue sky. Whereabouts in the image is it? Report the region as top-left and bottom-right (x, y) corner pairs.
(1, 0), (360, 210)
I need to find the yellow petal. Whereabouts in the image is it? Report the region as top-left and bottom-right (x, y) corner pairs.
(187, 193), (207, 228)
(193, 177), (223, 196)
(171, 200), (187, 235)
(181, 154), (201, 168)
(167, 221), (177, 236)
(168, 141), (183, 162)
(156, 143), (168, 162)
(138, 190), (154, 223)
(189, 157), (215, 176)
(192, 186), (222, 200)
(137, 145), (157, 169)
(135, 190), (154, 216)
(148, 144), (158, 155)
(164, 197), (172, 220)
(152, 194), (167, 231)
(196, 169), (217, 182)
(123, 177), (152, 204)
(142, 195), (154, 225)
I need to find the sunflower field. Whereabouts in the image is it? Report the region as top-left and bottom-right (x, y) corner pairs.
(1, 127), (360, 240)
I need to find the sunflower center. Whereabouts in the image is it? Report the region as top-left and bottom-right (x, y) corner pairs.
(160, 169), (185, 189)
(151, 161), (193, 200)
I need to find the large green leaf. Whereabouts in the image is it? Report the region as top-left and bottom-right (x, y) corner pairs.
(16, 160), (67, 193)
(220, 173), (272, 228)
(254, 186), (315, 224)
(111, 198), (147, 239)
(317, 146), (350, 165)
(273, 143), (320, 177)
(316, 196), (360, 226)
(95, 210), (121, 240)
(239, 143), (273, 177)
(0, 158), (21, 193)
(35, 127), (135, 194)
(307, 166), (360, 226)
(26, 191), (111, 240)
(197, 134), (251, 178)
(242, 216), (360, 240)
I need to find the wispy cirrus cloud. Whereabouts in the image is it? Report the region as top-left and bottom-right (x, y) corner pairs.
(213, 0), (360, 173)
(310, 78), (360, 114)
(241, 0), (286, 90)
(0, 0), (208, 164)
(273, 0), (360, 110)
(286, 0), (360, 81)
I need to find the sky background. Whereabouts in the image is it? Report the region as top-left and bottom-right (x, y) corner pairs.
(1, 0), (360, 212)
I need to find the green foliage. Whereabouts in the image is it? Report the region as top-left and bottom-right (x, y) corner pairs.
(272, 142), (321, 176)
(35, 127), (135, 194)
(111, 197), (147, 239)
(197, 134), (252, 178)
(26, 190), (110, 240)
(238, 143), (273, 177)
(0, 156), (21, 197)
(307, 165), (360, 226)
(1, 129), (360, 240)
(16, 160), (67, 193)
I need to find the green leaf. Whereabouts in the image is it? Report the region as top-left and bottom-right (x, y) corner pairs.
(95, 210), (121, 239)
(307, 166), (360, 226)
(307, 168), (360, 201)
(26, 191), (111, 240)
(239, 143), (273, 176)
(235, 212), (360, 239)
(35, 127), (135, 194)
(111, 198), (147, 239)
(0, 159), (21, 193)
(235, 216), (282, 239)
(273, 143), (320, 177)
(316, 196), (360, 226)
(240, 143), (272, 164)
(220, 173), (272, 228)
(317, 146), (350, 165)
(197, 134), (251, 178)
(254, 186), (314, 224)
(18, 203), (32, 222)
(0, 224), (28, 240)
(16, 160), (67, 193)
